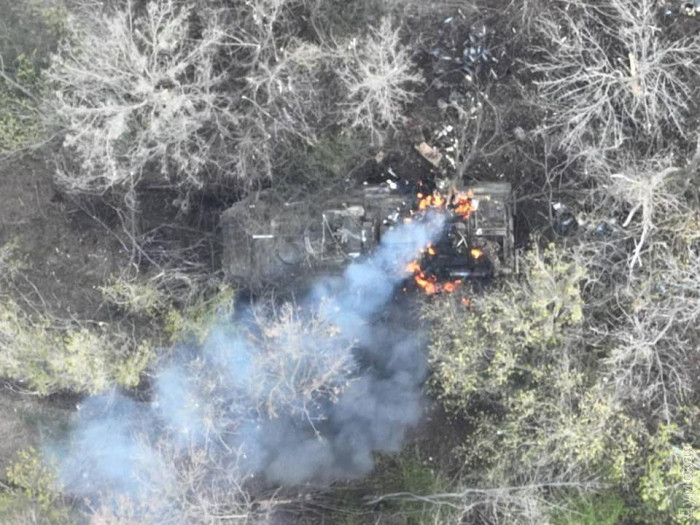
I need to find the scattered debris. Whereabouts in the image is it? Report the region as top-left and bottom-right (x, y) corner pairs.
(428, 20), (500, 83)
(513, 126), (527, 142)
(461, 25), (495, 77)
(429, 123), (464, 170)
(594, 221), (617, 238)
(415, 142), (443, 167)
(552, 203), (579, 237)
(683, 0), (700, 16)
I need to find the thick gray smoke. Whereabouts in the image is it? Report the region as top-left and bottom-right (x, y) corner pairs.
(49, 212), (445, 514)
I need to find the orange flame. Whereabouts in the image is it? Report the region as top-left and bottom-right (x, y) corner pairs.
(414, 273), (439, 295)
(443, 280), (462, 293)
(454, 191), (474, 219)
(405, 260), (421, 274)
(470, 247), (483, 260)
(415, 189), (474, 219)
(406, 259), (462, 295)
(405, 187), (476, 296)
(418, 192), (446, 211)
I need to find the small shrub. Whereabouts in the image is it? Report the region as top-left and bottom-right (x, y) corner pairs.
(0, 54), (43, 153)
(365, 447), (455, 524)
(4, 447), (70, 523)
(100, 275), (167, 318)
(163, 282), (235, 344)
(0, 296), (154, 394)
(638, 425), (700, 524)
(0, 0), (67, 154)
(335, 17), (423, 135)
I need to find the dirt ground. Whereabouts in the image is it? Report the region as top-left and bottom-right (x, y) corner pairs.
(0, 153), (128, 320)
(0, 153), (125, 475)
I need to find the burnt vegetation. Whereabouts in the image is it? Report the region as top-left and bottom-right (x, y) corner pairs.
(1, 0), (699, 523)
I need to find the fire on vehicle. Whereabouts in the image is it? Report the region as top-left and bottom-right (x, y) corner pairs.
(221, 181), (515, 292)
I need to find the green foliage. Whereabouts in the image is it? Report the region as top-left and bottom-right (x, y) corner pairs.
(638, 425), (700, 524)
(427, 242), (586, 408)
(322, 489), (369, 525)
(0, 296), (154, 394)
(163, 283), (235, 344)
(321, 448), (454, 525)
(113, 340), (154, 389)
(0, 489), (38, 524)
(4, 447), (70, 523)
(0, 239), (24, 282)
(368, 448), (455, 524)
(6, 448), (58, 510)
(425, 242), (648, 491)
(0, 244), (154, 394)
(26, 0), (69, 42)
(0, 55), (42, 153)
(550, 491), (628, 525)
(100, 276), (167, 317)
(0, 0), (67, 153)
(1, 0), (69, 61)
(396, 456), (446, 497)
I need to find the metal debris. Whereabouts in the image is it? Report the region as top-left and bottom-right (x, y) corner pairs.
(683, 0), (700, 16)
(415, 142), (443, 167)
(428, 21), (499, 81)
(552, 203), (578, 237)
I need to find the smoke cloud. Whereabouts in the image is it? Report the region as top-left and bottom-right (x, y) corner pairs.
(49, 212), (445, 516)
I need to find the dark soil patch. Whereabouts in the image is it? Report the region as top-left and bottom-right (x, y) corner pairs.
(0, 153), (129, 320)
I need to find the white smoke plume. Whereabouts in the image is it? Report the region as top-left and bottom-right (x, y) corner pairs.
(48, 211), (446, 518)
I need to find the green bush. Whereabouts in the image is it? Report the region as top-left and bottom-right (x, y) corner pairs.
(0, 0), (67, 153)
(426, 243), (586, 410)
(0, 296), (154, 394)
(100, 276), (167, 318)
(3, 447), (71, 524)
(638, 425), (700, 524)
(0, 54), (42, 153)
(0, 243), (155, 394)
(423, 242), (649, 522)
(339, 448), (454, 525)
(163, 283), (235, 344)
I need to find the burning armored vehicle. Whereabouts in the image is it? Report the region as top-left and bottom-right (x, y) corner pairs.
(221, 181), (515, 292)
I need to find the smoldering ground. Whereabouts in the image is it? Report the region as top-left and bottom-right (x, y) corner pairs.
(47, 212), (445, 517)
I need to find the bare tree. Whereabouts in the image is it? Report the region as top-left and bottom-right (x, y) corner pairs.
(334, 18), (423, 137)
(568, 145), (700, 423)
(44, 0), (236, 193)
(44, 0), (328, 195)
(524, 0), (700, 161)
(596, 152), (686, 269)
